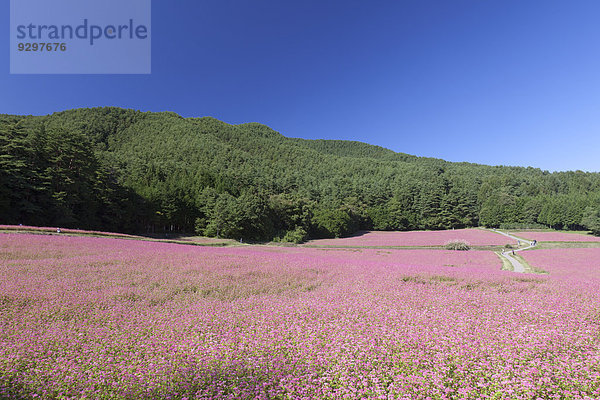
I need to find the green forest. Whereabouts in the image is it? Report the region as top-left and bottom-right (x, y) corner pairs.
(2, 107), (600, 242)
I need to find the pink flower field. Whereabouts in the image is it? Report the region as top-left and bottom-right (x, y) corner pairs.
(0, 225), (230, 245)
(0, 224), (135, 238)
(2, 233), (600, 399)
(520, 248), (600, 278)
(306, 228), (513, 247)
(515, 231), (600, 242)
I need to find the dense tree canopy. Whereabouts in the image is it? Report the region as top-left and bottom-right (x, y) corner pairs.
(2, 107), (600, 241)
(582, 207), (600, 236)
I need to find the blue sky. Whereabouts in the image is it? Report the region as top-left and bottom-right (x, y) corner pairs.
(2, 0), (600, 172)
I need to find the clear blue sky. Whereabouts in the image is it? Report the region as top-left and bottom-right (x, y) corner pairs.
(2, 0), (600, 172)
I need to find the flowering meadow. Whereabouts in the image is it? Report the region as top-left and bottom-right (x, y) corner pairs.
(520, 248), (600, 278)
(0, 225), (135, 238)
(2, 233), (600, 399)
(514, 231), (600, 243)
(306, 229), (513, 247)
(0, 225), (231, 245)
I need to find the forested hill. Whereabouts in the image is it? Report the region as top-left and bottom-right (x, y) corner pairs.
(2, 107), (600, 242)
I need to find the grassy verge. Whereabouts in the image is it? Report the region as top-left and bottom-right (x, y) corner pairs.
(505, 228), (594, 235)
(0, 229), (235, 247)
(302, 244), (509, 251)
(495, 252), (513, 271)
(526, 242), (600, 250)
(512, 252), (547, 274)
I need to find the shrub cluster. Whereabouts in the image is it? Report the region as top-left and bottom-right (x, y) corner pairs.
(282, 227), (308, 244)
(499, 222), (548, 230)
(445, 240), (471, 251)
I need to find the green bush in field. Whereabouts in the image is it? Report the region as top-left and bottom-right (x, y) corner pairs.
(445, 240), (471, 251)
(282, 227), (308, 244)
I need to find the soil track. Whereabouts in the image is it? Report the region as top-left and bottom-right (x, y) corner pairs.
(491, 229), (535, 273)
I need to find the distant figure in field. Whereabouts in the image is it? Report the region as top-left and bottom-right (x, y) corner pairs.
(512, 250), (515, 255)
(56, 228), (61, 233)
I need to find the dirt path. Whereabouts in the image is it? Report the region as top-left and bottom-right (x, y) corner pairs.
(488, 229), (536, 273)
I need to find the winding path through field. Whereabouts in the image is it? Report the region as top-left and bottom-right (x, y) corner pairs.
(490, 229), (536, 273)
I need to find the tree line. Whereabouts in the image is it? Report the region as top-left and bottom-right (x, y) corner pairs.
(1, 107), (599, 242)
